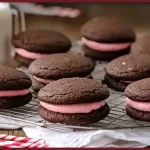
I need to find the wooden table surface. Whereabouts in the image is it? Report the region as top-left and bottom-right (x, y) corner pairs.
(0, 129), (26, 137)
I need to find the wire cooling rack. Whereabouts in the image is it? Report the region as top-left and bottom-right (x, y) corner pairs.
(0, 61), (150, 130)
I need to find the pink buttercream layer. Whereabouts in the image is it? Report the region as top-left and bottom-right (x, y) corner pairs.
(40, 101), (105, 113)
(33, 74), (92, 84)
(82, 37), (131, 51)
(0, 89), (29, 97)
(16, 48), (49, 59)
(126, 97), (150, 112)
(33, 76), (55, 84)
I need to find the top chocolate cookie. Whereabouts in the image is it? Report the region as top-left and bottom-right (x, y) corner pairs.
(81, 16), (135, 43)
(0, 66), (31, 90)
(29, 53), (95, 79)
(125, 78), (150, 102)
(106, 54), (150, 81)
(12, 30), (71, 53)
(38, 77), (110, 104)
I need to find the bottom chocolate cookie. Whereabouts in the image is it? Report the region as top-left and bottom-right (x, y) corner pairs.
(126, 105), (150, 122)
(38, 104), (110, 126)
(15, 53), (34, 67)
(104, 74), (130, 91)
(82, 46), (130, 60)
(0, 93), (32, 109)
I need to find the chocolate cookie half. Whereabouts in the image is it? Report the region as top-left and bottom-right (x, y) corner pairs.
(38, 78), (110, 126)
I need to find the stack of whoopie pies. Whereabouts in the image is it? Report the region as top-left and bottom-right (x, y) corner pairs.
(81, 17), (150, 123)
(8, 16), (150, 126)
(10, 28), (111, 126)
(28, 52), (111, 125)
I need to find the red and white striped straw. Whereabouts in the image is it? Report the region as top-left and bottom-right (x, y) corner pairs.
(0, 134), (44, 144)
(0, 139), (49, 148)
(0, 134), (49, 148)
(34, 5), (81, 18)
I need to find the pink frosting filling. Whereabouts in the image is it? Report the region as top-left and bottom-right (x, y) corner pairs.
(126, 97), (150, 112)
(0, 89), (29, 97)
(16, 48), (49, 59)
(82, 37), (131, 51)
(33, 74), (92, 84)
(40, 101), (105, 113)
(33, 76), (55, 84)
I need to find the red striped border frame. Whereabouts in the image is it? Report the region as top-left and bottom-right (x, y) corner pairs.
(1, 0), (149, 149)
(5, 0), (150, 2)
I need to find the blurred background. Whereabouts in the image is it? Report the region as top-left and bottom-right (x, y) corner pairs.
(0, 2), (150, 66)
(12, 2), (150, 40)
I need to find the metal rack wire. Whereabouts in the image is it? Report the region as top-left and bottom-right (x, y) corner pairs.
(0, 60), (150, 130)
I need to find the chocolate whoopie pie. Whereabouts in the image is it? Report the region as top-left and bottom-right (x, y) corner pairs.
(131, 34), (150, 55)
(125, 78), (150, 121)
(12, 30), (71, 66)
(0, 66), (32, 109)
(29, 53), (95, 91)
(105, 54), (150, 91)
(38, 78), (110, 126)
(81, 16), (135, 60)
